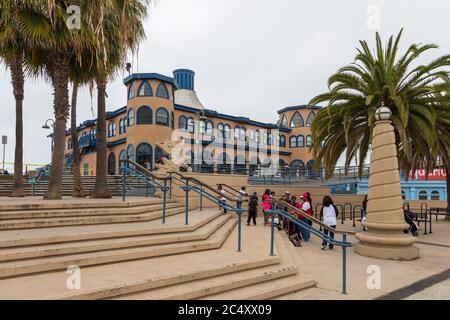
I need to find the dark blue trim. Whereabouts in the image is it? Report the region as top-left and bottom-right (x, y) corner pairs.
(107, 138), (127, 148)
(123, 73), (177, 87)
(277, 105), (322, 114)
(174, 104), (291, 133)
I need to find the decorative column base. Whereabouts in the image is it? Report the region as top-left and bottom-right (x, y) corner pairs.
(354, 227), (420, 261)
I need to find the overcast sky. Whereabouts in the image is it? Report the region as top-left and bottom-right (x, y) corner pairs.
(1, 0), (449, 171)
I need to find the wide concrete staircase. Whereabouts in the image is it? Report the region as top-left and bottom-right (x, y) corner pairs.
(0, 198), (316, 300)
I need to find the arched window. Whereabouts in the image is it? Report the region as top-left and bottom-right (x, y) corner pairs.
(137, 106), (152, 124)
(127, 82), (135, 100)
(290, 136), (297, 148)
(119, 118), (127, 134)
(306, 135), (312, 147)
(431, 190), (440, 200)
(268, 132), (273, 145)
(127, 144), (134, 162)
(155, 146), (165, 165)
(234, 126), (241, 140)
(255, 130), (260, 144)
(262, 131), (268, 146)
(280, 115), (288, 127)
(171, 112), (175, 129)
(119, 149), (127, 168)
(418, 190), (428, 200)
(137, 80), (153, 97)
(200, 120), (207, 134)
(155, 107), (169, 126)
(107, 152), (116, 175)
(298, 135), (305, 147)
(156, 82), (169, 99)
(224, 124), (231, 138)
(306, 111), (315, 127)
(280, 135), (286, 147)
(127, 109), (135, 126)
(187, 117), (194, 133)
(290, 160), (305, 176)
(67, 138), (72, 150)
(108, 121), (116, 137)
(136, 143), (153, 170)
(179, 115), (187, 130)
(249, 129), (255, 143)
(290, 112), (304, 128)
(217, 123), (224, 138)
(206, 121), (214, 135)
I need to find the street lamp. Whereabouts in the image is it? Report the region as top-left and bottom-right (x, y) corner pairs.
(42, 119), (55, 129)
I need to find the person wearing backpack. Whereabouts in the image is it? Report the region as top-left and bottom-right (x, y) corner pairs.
(320, 196), (338, 250)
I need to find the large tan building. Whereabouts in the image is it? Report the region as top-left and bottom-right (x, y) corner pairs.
(62, 69), (320, 176)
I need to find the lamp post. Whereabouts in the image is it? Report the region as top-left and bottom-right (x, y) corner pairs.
(354, 105), (420, 260)
(42, 119), (56, 153)
(1, 135), (7, 172)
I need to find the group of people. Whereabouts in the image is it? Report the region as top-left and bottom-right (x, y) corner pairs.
(216, 185), (340, 250)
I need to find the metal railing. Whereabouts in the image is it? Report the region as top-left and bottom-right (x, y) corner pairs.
(267, 200), (354, 294)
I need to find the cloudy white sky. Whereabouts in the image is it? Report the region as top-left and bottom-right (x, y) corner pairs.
(1, 0), (449, 171)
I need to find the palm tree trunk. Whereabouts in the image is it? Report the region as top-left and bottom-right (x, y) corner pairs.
(8, 54), (25, 197)
(45, 55), (70, 200)
(71, 81), (84, 197)
(91, 79), (111, 198)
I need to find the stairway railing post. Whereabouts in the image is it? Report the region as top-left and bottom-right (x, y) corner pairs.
(122, 169), (126, 202)
(169, 172), (172, 199)
(162, 179), (167, 224)
(270, 211), (275, 256)
(185, 179), (189, 225)
(200, 185), (203, 211)
(237, 209), (242, 252)
(342, 234), (348, 295)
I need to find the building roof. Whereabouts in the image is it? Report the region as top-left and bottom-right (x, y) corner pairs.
(123, 73), (177, 87)
(277, 105), (322, 114)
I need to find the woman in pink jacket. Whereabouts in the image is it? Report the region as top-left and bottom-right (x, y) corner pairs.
(262, 189), (272, 225)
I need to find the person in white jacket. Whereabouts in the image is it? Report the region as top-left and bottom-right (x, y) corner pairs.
(320, 196), (339, 250)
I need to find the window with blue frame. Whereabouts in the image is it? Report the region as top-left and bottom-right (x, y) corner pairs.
(187, 117), (194, 133)
(206, 121), (214, 135)
(155, 107), (169, 126)
(108, 121), (116, 137)
(289, 136), (297, 148)
(119, 118), (127, 134)
(156, 82), (169, 99)
(306, 135), (312, 147)
(290, 112), (304, 128)
(127, 109), (135, 126)
(127, 82), (135, 99)
(171, 112), (175, 129)
(298, 135), (305, 147)
(419, 190), (428, 200)
(137, 106), (152, 124)
(137, 80), (153, 97)
(306, 111), (315, 127)
(179, 115), (187, 130)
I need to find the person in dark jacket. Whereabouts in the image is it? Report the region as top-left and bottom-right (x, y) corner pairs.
(247, 192), (258, 225)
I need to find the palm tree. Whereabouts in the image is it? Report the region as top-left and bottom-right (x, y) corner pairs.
(91, 0), (148, 198)
(0, 2), (26, 197)
(309, 30), (450, 208)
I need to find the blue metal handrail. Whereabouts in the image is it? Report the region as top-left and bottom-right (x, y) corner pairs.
(267, 208), (352, 295)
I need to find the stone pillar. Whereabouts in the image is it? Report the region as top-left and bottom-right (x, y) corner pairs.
(354, 106), (420, 261)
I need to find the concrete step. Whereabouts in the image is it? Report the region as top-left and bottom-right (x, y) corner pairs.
(0, 206), (188, 230)
(201, 232), (317, 300)
(0, 197), (167, 212)
(111, 226), (298, 300)
(0, 220), (275, 300)
(0, 209), (222, 248)
(0, 201), (180, 220)
(0, 217), (237, 279)
(0, 213), (229, 261)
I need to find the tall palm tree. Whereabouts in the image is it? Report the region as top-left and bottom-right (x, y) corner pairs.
(309, 30), (450, 197)
(91, 0), (148, 198)
(0, 2), (26, 197)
